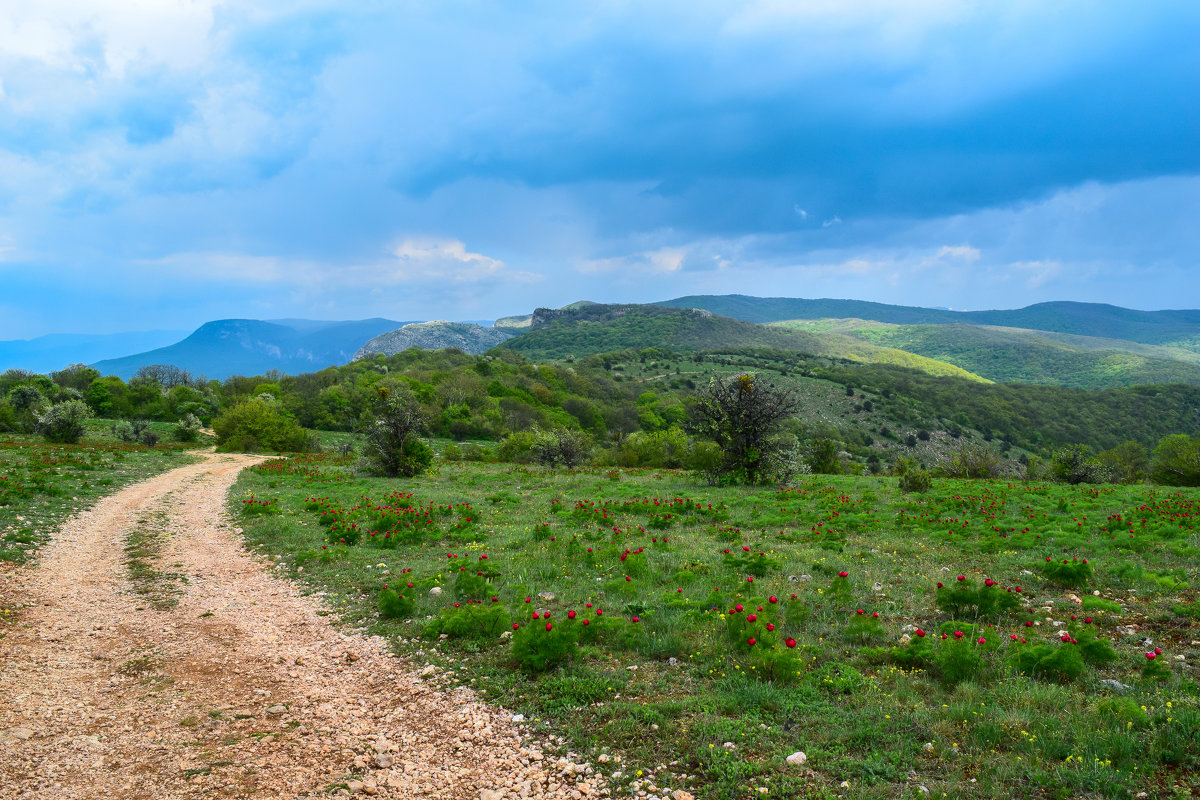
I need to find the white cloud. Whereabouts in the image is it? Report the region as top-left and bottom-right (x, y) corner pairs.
(139, 237), (540, 288)
(936, 245), (980, 262)
(0, 0), (219, 77)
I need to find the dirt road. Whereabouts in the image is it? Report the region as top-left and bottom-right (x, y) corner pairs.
(0, 452), (603, 799)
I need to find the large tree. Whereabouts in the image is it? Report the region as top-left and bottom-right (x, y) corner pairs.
(691, 373), (802, 484)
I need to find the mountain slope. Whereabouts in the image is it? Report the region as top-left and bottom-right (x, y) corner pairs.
(0, 330), (188, 374)
(772, 319), (1200, 388)
(497, 304), (988, 381)
(658, 295), (1200, 349)
(93, 318), (408, 379)
(355, 322), (515, 359)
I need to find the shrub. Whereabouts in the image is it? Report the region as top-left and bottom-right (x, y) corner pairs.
(935, 577), (1021, 620)
(423, 603), (510, 640)
(1051, 445), (1112, 485)
(361, 389), (433, 477)
(512, 617), (580, 672)
(175, 413), (202, 443)
(1039, 557), (1094, 587)
(1010, 641), (1085, 682)
(898, 468), (931, 493)
(533, 427), (592, 468)
(377, 587), (414, 620)
(36, 400), (92, 444)
(934, 634), (988, 685)
(214, 397), (314, 453)
(691, 373), (803, 484)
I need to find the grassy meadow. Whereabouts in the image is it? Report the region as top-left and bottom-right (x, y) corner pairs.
(0, 420), (202, 565)
(233, 454), (1200, 800)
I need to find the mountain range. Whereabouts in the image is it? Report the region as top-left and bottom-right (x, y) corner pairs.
(8, 295), (1200, 390)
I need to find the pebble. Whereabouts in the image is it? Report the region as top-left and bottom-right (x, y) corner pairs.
(785, 751), (807, 765)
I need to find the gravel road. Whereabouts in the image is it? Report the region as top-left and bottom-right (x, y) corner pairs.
(0, 451), (607, 799)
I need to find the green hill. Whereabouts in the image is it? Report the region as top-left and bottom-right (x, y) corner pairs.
(498, 304), (987, 381)
(658, 295), (1200, 349)
(771, 319), (1200, 388)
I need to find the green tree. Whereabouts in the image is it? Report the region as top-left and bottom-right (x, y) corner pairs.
(361, 388), (433, 477)
(36, 400), (93, 444)
(1151, 434), (1200, 486)
(691, 373), (802, 484)
(213, 397), (314, 453)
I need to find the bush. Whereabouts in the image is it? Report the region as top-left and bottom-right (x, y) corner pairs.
(533, 427), (592, 468)
(512, 617), (581, 673)
(36, 400), (92, 444)
(174, 413), (202, 443)
(423, 603), (510, 640)
(1051, 445), (1113, 485)
(378, 587), (414, 620)
(1039, 557), (1094, 587)
(214, 397), (315, 453)
(935, 577), (1021, 620)
(898, 468), (931, 493)
(360, 389), (433, 477)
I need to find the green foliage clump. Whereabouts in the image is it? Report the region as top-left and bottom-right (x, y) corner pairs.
(512, 617), (580, 673)
(174, 413), (202, 442)
(844, 609), (884, 642)
(361, 389), (433, 477)
(1140, 653), (1171, 683)
(36, 400), (93, 444)
(532, 427), (592, 468)
(1039, 557), (1094, 587)
(1082, 596), (1122, 616)
(722, 548), (780, 577)
(453, 569), (499, 602)
(934, 633), (989, 685)
(1010, 641), (1085, 682)
(935, 577), (1021, 620)
(423, 603), (510, 640)
(377, 587), (414, 620)
(898, 468), (931, 493)
(213, 397), (314, 453)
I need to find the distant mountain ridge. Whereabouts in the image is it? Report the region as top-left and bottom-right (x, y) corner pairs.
(499, 303), (986, 381)
(93, 318), (409, 379)
(658, 295), (1200, 348)
(355, 321), (515, 359)
(0, 330), (188, 374)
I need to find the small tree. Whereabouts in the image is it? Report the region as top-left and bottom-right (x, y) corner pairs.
(361, 388), (433, 477)
(1151, 434), (1200, 486)
(37, 400), (92, 444)
(213, 396), (314, 453)
(690, 373), (802, 484)
(532, 427), (592, 468)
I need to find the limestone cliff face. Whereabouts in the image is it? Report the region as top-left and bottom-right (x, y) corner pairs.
(353, 321), (515, 359)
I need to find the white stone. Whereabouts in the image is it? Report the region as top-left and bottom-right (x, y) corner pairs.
(785, 751), (807, 765)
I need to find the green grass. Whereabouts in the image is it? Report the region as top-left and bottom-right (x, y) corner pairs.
(233, 456), (1200, 800)
(0, 426), (199, 565)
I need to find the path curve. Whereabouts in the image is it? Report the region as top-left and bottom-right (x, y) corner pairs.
(0, 451), (603, 799)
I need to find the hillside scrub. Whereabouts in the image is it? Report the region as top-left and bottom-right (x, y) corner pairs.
(213, 397), (315, 453)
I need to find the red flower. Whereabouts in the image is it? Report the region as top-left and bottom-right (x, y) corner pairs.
(1154, 647), (1162, 655)
(838, 571), (849, 578)
(567, 610), (576, 619)
(747, 638), (757, 646)
(1145, 652), (1156, 660)
(735, 604), (744, 612)
(769, 596), (778, 604)
(766, 623), (775, 632)
(512, 623), (520, 630)
(856, 609), (864, 615)
(957, 575), (966, 582)
(747, 614), (757, 622)
(631, 616), (640, 623)
(977, 637), (986, 644)
(545, 622), (553, 631)
(872, 612), (880, 618)
(915, 629), (926, 638)
(582, 619), (590, 626)
(953, 631), (964, 639)
(785, 638), (797, 648)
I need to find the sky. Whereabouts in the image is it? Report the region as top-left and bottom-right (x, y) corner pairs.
(0, 0), (1197, 338)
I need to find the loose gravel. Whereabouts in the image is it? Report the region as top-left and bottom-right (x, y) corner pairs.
(0, 451), (608, 799)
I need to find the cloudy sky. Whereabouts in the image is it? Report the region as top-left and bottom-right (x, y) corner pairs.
(1, 1), (1197, 337)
